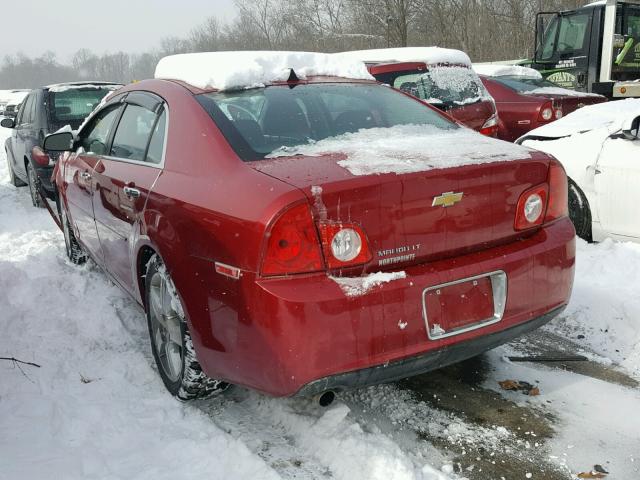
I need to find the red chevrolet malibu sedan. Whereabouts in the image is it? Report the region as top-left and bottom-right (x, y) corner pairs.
(45, 52), (575, 401)
(474, 65), (606, 142)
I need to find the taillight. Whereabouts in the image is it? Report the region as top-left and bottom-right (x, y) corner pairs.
(538, 102), (554, 122)
(318, 222), (372, 269)
(515, 185), (548, 231)
(514, 159), (569, 231)
(545, 159), (568, 222)
(31, 146), (50, 167)
(479, 114), (499, 137)
(261, 203), (323, 276)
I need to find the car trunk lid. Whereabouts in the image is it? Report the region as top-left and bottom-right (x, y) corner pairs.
(252, 148), (551, 272)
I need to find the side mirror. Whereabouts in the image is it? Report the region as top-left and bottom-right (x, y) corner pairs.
(0, 117), (15, 128)
(620, 115), (640, 140)
(43, 131), (75, 151)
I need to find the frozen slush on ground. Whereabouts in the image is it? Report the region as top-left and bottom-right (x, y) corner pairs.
(154, 51), (374, 91)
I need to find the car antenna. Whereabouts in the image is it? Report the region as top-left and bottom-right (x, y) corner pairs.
(287, 68), (299, 88)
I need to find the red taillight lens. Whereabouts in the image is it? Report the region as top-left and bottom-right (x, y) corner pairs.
(261, 203), (323, 276)
(545, 159), (568, 222)
(515, 184), (548, 231)
(538, 102), (554, 122)
(318, 222), (372, 269)
(31, 146), (51, 167)
(479, 114), (499, 137)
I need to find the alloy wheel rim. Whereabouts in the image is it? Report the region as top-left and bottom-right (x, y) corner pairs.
(62, 210), (71, 255)
(149, 271), (184, 383)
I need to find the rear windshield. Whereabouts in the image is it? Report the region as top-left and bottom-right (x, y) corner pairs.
(374, 66), (490, 108)
(197, 83), (456, 161)
(493, 76), (559, 93)
(47, 87), (117, 130)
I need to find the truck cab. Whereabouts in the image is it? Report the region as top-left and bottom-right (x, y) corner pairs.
(531, 0), (640, 98)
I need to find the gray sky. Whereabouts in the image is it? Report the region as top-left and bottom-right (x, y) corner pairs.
(1, 0), (237, 61)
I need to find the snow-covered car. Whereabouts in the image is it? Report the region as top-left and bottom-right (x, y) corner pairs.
(3, 90), (29, 118)
(339, 48), (499, 136)
(518, 99), (640, 243)
(474, 65), (606, 142)
(44, 51), (575, 401)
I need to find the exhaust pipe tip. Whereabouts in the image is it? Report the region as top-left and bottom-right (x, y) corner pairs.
(316, 390), (336, 407)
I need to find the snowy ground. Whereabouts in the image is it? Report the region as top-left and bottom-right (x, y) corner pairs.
(1, 125), (639, 480)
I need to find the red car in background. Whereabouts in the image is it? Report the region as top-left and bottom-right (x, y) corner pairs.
(339, 48), (499, 136)
(474, 65), (606, 142)
(45, 52), (574, 402)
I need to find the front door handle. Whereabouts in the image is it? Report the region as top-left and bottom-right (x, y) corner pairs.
(80, 171), (91, 180)
(124, 186), (141, 198)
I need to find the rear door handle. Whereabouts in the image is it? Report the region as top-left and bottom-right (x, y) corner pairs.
(124, 186), (141, 198)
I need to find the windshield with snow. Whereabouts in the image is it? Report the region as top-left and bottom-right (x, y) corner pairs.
(197, 83), (457, 161)
(47, 87), (115, 130)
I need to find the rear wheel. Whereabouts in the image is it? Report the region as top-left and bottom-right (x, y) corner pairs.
(61, 205), (87, 265)
(145, 255), (228, 401)
(26, 162), (44, 208)
(568, 178), (592, 242)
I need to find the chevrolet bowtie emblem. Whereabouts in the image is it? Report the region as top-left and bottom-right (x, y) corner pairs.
(432, 191), (464, 208)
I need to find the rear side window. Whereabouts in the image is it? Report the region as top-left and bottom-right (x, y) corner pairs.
(79, 105), (121, 155)
(197, 83), (456, 161)
(47, 88), (115, 130)
(110, 104), (157, 161)
(145, 109), (167, 164)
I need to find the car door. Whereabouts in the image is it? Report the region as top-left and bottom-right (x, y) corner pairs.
(594, 136), (640, 240)
(92, 93), (166, 293)
(11, 93), (34, 179)
(64, 104), (123, 265)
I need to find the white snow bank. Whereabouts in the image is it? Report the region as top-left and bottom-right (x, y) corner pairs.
(523, 86), (604, 98)
(548, 239), (640, 378)
(271, 125), (532, 176)
(519, 98), (640, 139)
(473, 64), (542, 79)
(155, 51), (374, 91)
(338, 47), (471, 67)
(331, 271), (406, 297)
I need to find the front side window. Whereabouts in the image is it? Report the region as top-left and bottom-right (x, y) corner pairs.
(540, 13), (590, 60)
(197, 83), (456, 161)
(18, 94), (34, 125)
(79, 105), (121, 155)
(110, 104), (157, 161)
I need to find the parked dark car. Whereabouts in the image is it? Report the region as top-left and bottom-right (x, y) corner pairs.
(1, 82), (122, 207)
(44, 52), (575, 401)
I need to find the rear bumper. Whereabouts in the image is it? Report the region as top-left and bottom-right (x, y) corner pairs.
(194, 218), (575, 397)
(295, 305), (564, 396)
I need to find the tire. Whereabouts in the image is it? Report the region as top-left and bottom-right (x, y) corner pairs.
(26, 161), (44, 208)
(60, 205), (87, 265)
(568, 178), (593, 242)
(145, 255), (228, 401)
(6, 152), (26, 187)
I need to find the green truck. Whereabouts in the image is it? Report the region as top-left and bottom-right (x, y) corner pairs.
(527, 0), (640, 98)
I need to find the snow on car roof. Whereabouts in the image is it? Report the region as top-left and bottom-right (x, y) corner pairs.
(521, 98), (640, 139)
(154, 51), (374, 91)
(47, 82), (123, 93)
(473, 64), (542, 79)
(337, 47), (472, 67)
